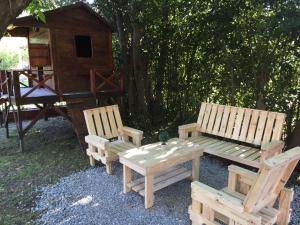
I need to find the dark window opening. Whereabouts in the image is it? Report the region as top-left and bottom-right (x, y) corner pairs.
(75, 35), (92, 58)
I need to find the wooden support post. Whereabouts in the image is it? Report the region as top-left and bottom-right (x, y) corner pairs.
(277, 188), (294, 225)
(43, 103), (48, 121)
(16, 105), (24, 152)
(192, 157), (200, 181)
(89, 144), (96, 166)
(123, 165), (132, 193)
(4, 101), (9, 138)
(106, 161), (113, 175)
(228, 171), (237, 192)
(90, 69), (96, 96)
(145, 174), (154, 208)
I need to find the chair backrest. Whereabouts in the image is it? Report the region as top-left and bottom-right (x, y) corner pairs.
(83, 104), (123, 139)
(243, 147), (300, 213)
(197, 102), (286, 146)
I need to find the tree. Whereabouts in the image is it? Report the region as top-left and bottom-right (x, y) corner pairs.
(0, 0), (32, 38)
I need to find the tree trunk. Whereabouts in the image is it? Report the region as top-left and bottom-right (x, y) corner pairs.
(152, 0), (169, 124)
(115, 9), (134, 113)
(131, 21), (148, 115)
(0, 0), (31, 38)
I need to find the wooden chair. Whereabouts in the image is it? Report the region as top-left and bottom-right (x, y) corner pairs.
(84, 104), (143, 174)
(189, 147), (300, 225)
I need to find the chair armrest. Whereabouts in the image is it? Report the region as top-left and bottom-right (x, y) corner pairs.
(119, 126), (143, 146)
(178, 123), (200, 139)
(85, 135), (110, 149)
(191, 181), (244, 213)
(261, 140), (284, 161)
(228, 165), (257, 193)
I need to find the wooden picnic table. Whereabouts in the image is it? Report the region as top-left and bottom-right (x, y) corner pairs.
(118, 138), (203, 208)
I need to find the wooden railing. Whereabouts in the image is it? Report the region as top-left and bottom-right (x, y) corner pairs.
(90, 69), (124, 96)
(11, 69), (58, 99)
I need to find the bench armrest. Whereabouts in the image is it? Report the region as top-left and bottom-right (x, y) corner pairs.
(119, 126), (143, 146)
(261, 140), (284, 161)
(178, 123), (200, 139)
(228, 165), (257, 194)
(85, 135), (110, 149)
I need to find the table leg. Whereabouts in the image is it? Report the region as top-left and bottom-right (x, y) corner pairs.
(192, 157), (200, 181)
(123, 165), (132, 193)
(145, 174), (154, 208)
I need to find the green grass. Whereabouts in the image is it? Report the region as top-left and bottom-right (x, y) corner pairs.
(0, 118), (89, 225)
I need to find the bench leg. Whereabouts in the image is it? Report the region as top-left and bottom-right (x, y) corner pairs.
(123, 165), (132, 193)
(89, 156), (95, 166)
(106, 161), (113, 175)
(145, 174), (154, 208)
(88, 145), (96, 166)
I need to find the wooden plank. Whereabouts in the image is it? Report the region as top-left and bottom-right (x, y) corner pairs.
(239, 109), (252, 142)
(246, 110), (260, 144)
(271, 113), (286, 141)
(231, 146), (252, 157)
(245, 150), (261, 161)
(100, 107), (113, 138)
(235, 147), (259, 159)
(201, 103), (213, 133)
(206, 104), (218, 133)
(132, 167), (188, 193)
(262, 112), (276, 143)
(203, 141), (228, 151)
(197, 102), (207, 127)
(204, 147), (260, 168)
(113, 104), (123, 129)
(225, 107), (238, 139)
(83, 110), (97, 135)
(210, 142), (239, 153)
(218, 106), (231, 137)
(139, 170), (191, 196)
(224, 145), (247, 154)
(232, 108), (245, 140)
(189, 136), (212, 143)
(92, 109), (104, 136)
(212, 105), (225, 135)
(128, 166), (182, 189)
(106, 105), (118, 137)
(253, 111), (268, 145)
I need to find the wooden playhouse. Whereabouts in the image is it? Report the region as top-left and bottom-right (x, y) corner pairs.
(0, 2), (124, 151)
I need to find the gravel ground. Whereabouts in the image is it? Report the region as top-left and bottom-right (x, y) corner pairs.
(33, 155), (300, 225)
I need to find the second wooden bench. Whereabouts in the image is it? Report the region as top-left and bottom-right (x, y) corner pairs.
(179, 102), (286, 168)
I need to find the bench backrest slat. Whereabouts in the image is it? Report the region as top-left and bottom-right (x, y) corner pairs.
(197, 103), (286, 146)
(84, 104), (123, 139)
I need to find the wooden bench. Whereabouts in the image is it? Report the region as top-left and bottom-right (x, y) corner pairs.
(84, 104), (143, 174)
(189, 146), (300, 225)
(179, 103), (286, 168)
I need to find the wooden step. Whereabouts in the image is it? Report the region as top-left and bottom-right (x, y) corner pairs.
(128, 166), (191, 196)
